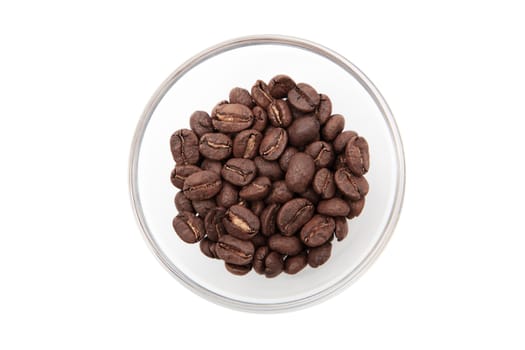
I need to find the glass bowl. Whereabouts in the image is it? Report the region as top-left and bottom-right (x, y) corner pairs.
(129, 35), (405, 312)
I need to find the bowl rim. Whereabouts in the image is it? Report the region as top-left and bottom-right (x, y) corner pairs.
(129, 34), (406, 313)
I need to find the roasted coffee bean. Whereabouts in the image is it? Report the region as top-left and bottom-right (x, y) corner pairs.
(252, 106), (268, 132)
(308, 242), (332, 268)
(284, 253), (307, 275)
(300, 214), (335, 247)
(254, 156), (283, 181)
(170, 165), (201, 189)
(315, 94), (332, 125)
(253, 246), (269, 274)
(172, 211), (205, 243)
(268, 234), (303, 256)
(204, 207), (226, 241)
(334, 217), (349, 241)
(225, 262), (252, 276)
(264, 251), (284, 278)
(221, 158), (257, 186)
(287, 83), (320, 112)
(199, 133), (232, 160)
(333, 130), (358, 154)
(260, 127), (288, 161)
(191, 199), (216, 217)
(211, 100), (228, 116)
(268, 74), (296, 99)
(305, 141), (334, 168)
(229, 87), (254, 108)
(265, 180), (294, 204)
(200, 238), (217, 258)
(251, 80), (274, 108)
(285, 152), (315, 193)
(237, 199), (248, 208)
(260, 203), (280, 237)
(277, 198), (315, 236)
(212, 103), (254, 133)
(200, 159), (223, 175)
(300, 188), (321, 205)
(250, 200), (265, 216)
(317, 197), (350, 217)
(170, 129), (200, 165)
(267, 100), (292, 128)
(183, 170), (222, 200)
(335, 154), (347, 170)
(334, 168), (369, 201)
(251, 233), (267, 248)
(222, 205), (260, 240)
(216, 182), (238, 208)
(239, 176), (271, 201)
(232, 129), (262, 159)
(279, 147), (298, 172)
(347, 197), (365, 219)
(215, 235), (254, 265)
(312, 168), (336, 199)
(287, 116), (320, 147)
(175, 191), (194, 213)
(189, 111), (213, 137)
(322, 114), (345, 141)
(345, 136), (370, 176)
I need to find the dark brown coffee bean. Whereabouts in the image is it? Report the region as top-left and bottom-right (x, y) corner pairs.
(347, 197), (366, 219)
(174, 191), (194, 213)
(300, 188), (320, 205)
(334, 217), (349, 241)
(335, 154), (347, 170)
(265, 180), (294, 204)
(285, 152), (315, 193)
(199, 133), (232, 160)
(287, 117), (320, 147)
(308, 242), (332, 268)
(268, 234), (303, 256)
(267, 100), (292, 128)
(251, 80), (273, 109)
(312, 168), (336, 199)
(260, 127), (288, 161)
(260, 203), (280, 237)
(204, 207), (226, 241)
(191, 199), (216, 217)
(170, 129), (200, 165)
(200, 238), (218, 258)
(239, 176), (271, 201)
(264, 251), (284, 278)
(268, 74), (296, 99)
(333, 130), (358, 154)
(253, 246), (269, 274)
(200, 159), (223, 175)
(215, 235), (254, 265)
(279, 147), (298, 172)
(232, 129), (262, 159)
(189, 111), (213, 137)
(221, 158), (256, 186)
(315, 94), (332, 125)
(277, 198), (315, 236)
(284, 253), (307, 274)
(183, 170), (222, 200)
(317, 197), (350, 217)
(222, 205), (260, 240)
(287, 83), (320, 112)
(322, 114), (345, 141)
(334, 168), (369, 201)
(211, 100), (228, 116)
(250, 200), (265, 216)
(216, 182), (238, 208)
(237, 199), (248, 208)
(254, 156), (283, 181)
(251, 233), (267, 248)
(305, 141), (334, 168)
(172, 211), (205, 243)
(229, 87), (254, 108)
(225, 262), (252, 275)
(345, 136), (370, 176)
(170, 165), (201, 189)
(212, 103), (254, 133)
(300, 214), (335, 247)
(252, 106), (268, 132)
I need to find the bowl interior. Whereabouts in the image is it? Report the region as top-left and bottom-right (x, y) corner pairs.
(133, 40), (402, 309)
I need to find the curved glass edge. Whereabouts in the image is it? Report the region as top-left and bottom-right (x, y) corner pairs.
(129, 34), (406, 313)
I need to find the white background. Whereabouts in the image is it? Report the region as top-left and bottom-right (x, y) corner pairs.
(1, 1), (524, 349)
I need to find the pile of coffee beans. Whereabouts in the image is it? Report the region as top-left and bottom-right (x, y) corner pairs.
(170, 75), (369, 277)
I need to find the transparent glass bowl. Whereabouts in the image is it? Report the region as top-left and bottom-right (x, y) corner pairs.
(129, 35), (405, 312)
